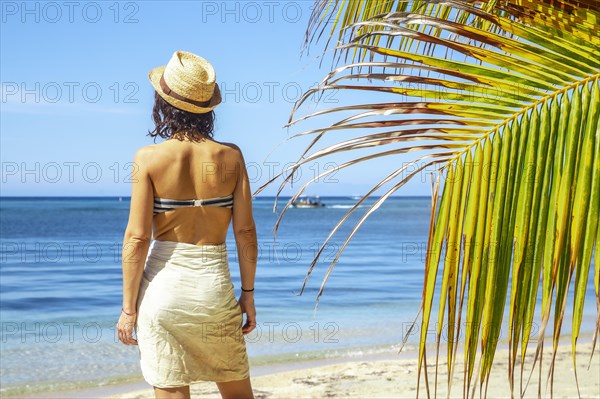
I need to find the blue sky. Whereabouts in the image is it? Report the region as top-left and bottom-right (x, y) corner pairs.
(1, 1), (435, 197)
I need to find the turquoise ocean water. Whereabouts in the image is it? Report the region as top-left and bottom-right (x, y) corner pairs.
(0, 196), (597, 396)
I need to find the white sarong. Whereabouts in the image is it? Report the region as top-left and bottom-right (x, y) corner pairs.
(135, 240), (249, 387)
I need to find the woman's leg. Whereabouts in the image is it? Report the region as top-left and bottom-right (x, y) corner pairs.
(216, 377), (254, 399)
(153, 385), (191, 399)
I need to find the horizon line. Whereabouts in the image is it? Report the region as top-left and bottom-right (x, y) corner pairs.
(0, 194), (433, 198)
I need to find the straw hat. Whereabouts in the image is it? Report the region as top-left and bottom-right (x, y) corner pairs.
(149, 51), (222, 114)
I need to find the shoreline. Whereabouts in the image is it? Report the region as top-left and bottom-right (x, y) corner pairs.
(250, 337), (599, 399)
(13, 332), (598, 399)
(9, 345), (417, 399)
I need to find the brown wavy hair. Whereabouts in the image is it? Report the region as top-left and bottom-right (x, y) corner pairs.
(147, 92), (216, 142)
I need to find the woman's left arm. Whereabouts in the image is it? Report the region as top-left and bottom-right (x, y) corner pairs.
(117, 147), (154, 345)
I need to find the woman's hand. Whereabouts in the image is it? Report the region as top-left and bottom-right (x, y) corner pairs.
(238, 292), (256, 335)
(117, 310), (138, 345)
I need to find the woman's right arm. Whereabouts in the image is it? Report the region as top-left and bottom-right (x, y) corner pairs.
(231, 146), (257, 335)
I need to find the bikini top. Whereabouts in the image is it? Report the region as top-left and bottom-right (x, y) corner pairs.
(153, 194), (233, 215)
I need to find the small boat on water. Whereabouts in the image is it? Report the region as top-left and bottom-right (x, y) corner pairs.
(292, 196), (325, 208)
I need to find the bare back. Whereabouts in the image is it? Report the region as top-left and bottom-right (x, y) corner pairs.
(144, 138), (241, 245)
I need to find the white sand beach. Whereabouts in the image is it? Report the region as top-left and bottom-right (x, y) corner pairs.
(96, 337), (598, 399)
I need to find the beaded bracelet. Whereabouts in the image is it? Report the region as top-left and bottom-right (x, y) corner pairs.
(241, 287), (255, 292)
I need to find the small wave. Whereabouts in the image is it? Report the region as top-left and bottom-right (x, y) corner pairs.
(249, 342), (419, 368)
(328, 205), (367, 209)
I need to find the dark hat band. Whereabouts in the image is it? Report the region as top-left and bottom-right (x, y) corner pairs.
(159, 75), (213, 108)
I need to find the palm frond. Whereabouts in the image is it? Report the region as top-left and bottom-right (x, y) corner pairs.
(258, 1), (600, 397)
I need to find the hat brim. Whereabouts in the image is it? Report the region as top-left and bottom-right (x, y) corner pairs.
(148, 66), (222, 114)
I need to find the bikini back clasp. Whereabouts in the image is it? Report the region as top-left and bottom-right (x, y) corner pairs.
(153, 194), (233, 215)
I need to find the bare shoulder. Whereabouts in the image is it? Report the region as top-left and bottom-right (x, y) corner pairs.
(216, 141), (246, 161)
(134, 144), (158, 158)
(218, 141), (241, 152)
(132, 144), (159, 168)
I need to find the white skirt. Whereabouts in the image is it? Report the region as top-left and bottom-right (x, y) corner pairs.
(135, 240), (249, 388)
